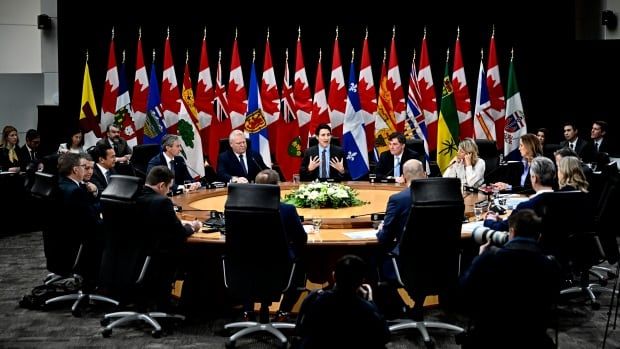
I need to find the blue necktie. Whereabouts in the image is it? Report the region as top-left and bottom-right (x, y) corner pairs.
(394, 157), (401, 177)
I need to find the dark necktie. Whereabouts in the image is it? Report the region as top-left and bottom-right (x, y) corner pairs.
(596, 142), (600, 152)
(30, 150), (36, 160)
(321, 150), (327, 178)
(169, 160), (175, 172)
(239, 154), (247, 175)
(105, 170), (111, 183)
(570, 143), (575, 150)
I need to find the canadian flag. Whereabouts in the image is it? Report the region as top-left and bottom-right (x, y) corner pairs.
(452, 31), (473, 139)
(418, 31), (438, 151)
(294, 30), (312, 150)
(487, 31), (506, 150)
(160, 32), (180, 134)
(387, 28), (406, 132)
(327, 29), (346, 138)
(358, 32), (377, 152)
(227, 32), (247, 130)
(130, 31), (148, 144)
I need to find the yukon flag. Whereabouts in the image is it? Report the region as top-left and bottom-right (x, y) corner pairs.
(374, 57), (397, 157)
(79, 57), (101, 149)
(359, 30), (377, 152)
(115, 59), (138, 147)
(246, 57), (272, 168)
(310, 50), (330, 139)
(406, 55), (431, 174)
(228, 31), (248, 130)
(436, 53), (460, 174)
(452, 29), (473, 139)
(418, 30), (438, 152)
(473, 55), (496, 141)
(143, 61), (167, 145)
(343, 58), (369, 180)
(131, 30), (148, 144)
(209, 51), (232, 169)
(101, 30), (119, 133)
(504, 51), (527, 160)
(487, 29), (505, 150)
(194, 30), (215, 157)
(161, 31), (181, 134)
(387, 27), (406, 132)
(294, 30), (312, 150)
(276, 50), (302, 181)
(328, 28), (346, 138)
(261, 31), (281, 155)
(179, 60), (205, 178)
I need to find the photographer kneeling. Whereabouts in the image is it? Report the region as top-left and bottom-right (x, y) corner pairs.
(459, 209), (561, 349)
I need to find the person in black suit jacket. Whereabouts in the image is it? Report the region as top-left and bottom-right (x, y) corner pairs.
(136, 166), (202, 307)
(88, 143), (117, 196)
(146, 135), (201, 191)
(560, 122), (594, 162)
(591, 120), (612, 155)
(375, 132), (419, 183)
(18, 129), (41, 171)
(96, 123), (133, 163)
(461, 209), (561, 348)
(300, 124), (348, 181)
(217, 129), (268, 183)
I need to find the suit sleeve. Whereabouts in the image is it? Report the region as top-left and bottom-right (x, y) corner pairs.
(375, 152), (390, 178)
(376, 195), (399, 251)
(300, 148), (318, 182)
(217, 152), (233, 182)
(281, 204), (307, 260)
(146, 155), (161, 176)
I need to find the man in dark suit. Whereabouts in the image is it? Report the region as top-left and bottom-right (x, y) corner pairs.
(18, 129), (41, 171)
(591, 120), (612, 155)
(147, 135), (201, 191)
(375, 132), (419, 183)
(560, 122), (594, 162)
(484, 157), (556, 232)
(89, 143), (116, 196)
(254, 169), (307, 320)
(460, 209), (561, 348)
(217, 129), (268, 183)
(300, 124), (348, 182)
(96, 123), (132, 163)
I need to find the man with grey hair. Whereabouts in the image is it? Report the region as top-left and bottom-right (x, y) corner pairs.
(484, 156), (556, 231)
(217, 129), (268, 183)
(146, 134), (200, 191)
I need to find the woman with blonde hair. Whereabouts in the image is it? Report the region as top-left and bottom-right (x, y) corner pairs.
(0, 125), (20, 172)
(443, 138), (486, 187)
(558, 156), (589, 192)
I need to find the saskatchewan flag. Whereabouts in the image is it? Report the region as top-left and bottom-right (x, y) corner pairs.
(436, 62), (460, 174)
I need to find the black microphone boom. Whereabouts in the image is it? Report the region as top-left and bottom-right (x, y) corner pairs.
(251, 156), (265, 172)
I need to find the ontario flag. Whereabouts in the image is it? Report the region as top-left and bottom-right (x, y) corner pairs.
(246, 59), (272, 168)
(131, 31), (148, 144)
(161, 32), (181, 134)
(209, 51), (232, 169)
(310, 50), (330, 141)
(418, 31), (438, 152)
(504, 52), (527, 160)
(101, 30), (119, 133)
(228, 32), (247, 130)
(276, 50), (302, 181)
(359, 31), (377, 153)
(374, 58), (397, 157)
(194, 31), (215, 158)
(294, 31), (312, 150)
(328, 28), (346, 138)
(143, 62), (167, 145)
(179, 61), (206, 178)
(343, 60), (369, 180)
(406, 56), (431, 174)
(79, 58), (101, 150)
(261, 32), (281, 155)
(452, 30), (473, 139)
(473, 56), (495, 141)
(115, 60), (138, 147)
(487, 30), (506, 151)
(388, 28), (406, 133)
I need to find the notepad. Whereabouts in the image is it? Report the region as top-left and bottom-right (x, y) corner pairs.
(344, 230), (378, 240)
(461, 221), (484, 232)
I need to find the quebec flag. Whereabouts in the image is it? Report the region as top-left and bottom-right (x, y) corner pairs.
(343, 61), (369, 180)
(143, 63), (167, 145)
(246, 62), (272, 168)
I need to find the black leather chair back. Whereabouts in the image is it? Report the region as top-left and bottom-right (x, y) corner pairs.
(308, 136), (340, 148)
(219, 138), (252, 154)
(130, 144), (160, 179)
(475, 139), (499, 181)
(543, 143), (562, 160)
(224, 183), (290, 302)
(399, 178), (464, 296)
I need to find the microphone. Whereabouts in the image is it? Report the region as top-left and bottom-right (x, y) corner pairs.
(251, 155), (265, 172)
(350, 212), (386, 220)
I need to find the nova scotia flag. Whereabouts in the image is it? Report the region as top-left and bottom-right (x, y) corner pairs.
(247, 62), (272, 168)
(343, 61), (369, 180)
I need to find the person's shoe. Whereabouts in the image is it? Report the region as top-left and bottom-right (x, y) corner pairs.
(273, 310), (291, 322)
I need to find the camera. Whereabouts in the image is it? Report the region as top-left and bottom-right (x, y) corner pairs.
(472, 226), (509, 246)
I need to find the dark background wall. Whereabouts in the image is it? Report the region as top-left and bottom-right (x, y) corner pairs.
(54, 1), (619, 152)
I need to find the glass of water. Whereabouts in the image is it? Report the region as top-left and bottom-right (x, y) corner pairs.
(312, 216), (322, 233)
(183, 180), (192, 193)
(473, 206), (483, 221)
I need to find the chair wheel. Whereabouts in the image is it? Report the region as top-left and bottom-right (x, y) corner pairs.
(225, 339), (236, 348)
(592, 301), (601, 310)
(151, 329), (162, 338)
(100, 318), (110, 326)
(102, 328), (112, 338)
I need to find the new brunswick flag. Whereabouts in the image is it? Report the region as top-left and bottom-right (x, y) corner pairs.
(436, 61), (459, 174)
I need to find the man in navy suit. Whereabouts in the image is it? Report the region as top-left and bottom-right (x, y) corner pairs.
(484, 157), (556, 232)
(217, 129), (268, 183)
(374, 132), (419, 183)
(300, 124), (348, 182)
(147, 135), (201, 191)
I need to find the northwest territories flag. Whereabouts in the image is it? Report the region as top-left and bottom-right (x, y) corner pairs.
(143, 63), (167, 145)
(245, 61), (272, 168)
(504, 56), (527, 161)
(342, 61), (369, 180)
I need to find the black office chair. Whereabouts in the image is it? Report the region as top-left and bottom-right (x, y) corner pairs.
(99, 175), (185, 337)
(222, 183), (296, 348)
(475, 139), (499, 182)
(130, 144), (160, 179)
(543, 143), (562, 161)
(219, 137), (252, 154)
(387, 177), (465, 346)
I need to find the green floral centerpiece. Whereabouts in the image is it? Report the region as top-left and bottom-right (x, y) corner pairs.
(283, 182), (366, 208)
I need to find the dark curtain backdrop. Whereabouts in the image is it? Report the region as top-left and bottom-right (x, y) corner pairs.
(56, 1), (619, 148)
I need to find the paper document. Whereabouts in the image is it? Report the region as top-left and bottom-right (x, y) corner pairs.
(505, 196), (529, 209)
(461, 221), (484, 232)
(344, 230), (378, 240)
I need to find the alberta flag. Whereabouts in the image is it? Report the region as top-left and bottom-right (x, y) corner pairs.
(342, 61), (369, 180)
(246, 61), (272, 168)
(143, 63), (167, 145)
(504, 55), (527, 160)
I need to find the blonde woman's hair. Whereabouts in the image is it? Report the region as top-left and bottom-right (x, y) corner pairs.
(558, 156), (589, 192)
(459, 138), (479, 165)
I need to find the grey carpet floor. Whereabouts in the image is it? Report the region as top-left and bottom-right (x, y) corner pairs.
(1, 231), (619, 348)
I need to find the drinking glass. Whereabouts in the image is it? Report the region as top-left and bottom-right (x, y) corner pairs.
(369, 173), (377, 183)
(312, 216), (322, 234)
(292, 173), (300, 184)
(183, 180), (192, 193)
(473, 206), (483, 221)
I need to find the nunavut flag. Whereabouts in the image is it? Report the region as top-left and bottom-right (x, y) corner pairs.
(436, 58), (460, 174)
(79, 59), (101, 149)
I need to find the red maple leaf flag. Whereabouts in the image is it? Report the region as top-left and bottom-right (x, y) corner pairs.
(327, 28), (346, 138)
(418, 30), (438, 152)
(131, 30), (148, 144)
(359, 30), (377, 152)
(294, 29), (312, 150)
(209, 51), (232, 169)
(227, 31), (247, 131)
(161, 30), (181, 135)
(194, 30), (215, 157)
(486, 29), (506, 150)
(101, 29), (119, 133)
(261, 31), (281, 155)
(388, 27), (406, 133)
(452, 29), (473, 139)
(310, 50), (330, 140)
(277, 50), (302, 181)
